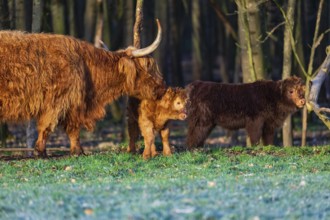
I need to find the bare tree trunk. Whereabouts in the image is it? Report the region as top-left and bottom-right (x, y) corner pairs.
(125, 0), (145, 145)
(245, 0), (264, 80)
(237, 0), (265, 146)
(14, 0), (24, 30)
(192, 0), (202, 80)
(84, 0), (96, 42)
(302, 0), (325, 146)
(282, 0), (296, 147)
(51, 0), (66, 34)
(168, 0), (183, 86)
(0, 0), (10, 29)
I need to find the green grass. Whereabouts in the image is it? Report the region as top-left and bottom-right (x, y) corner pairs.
(0, 146), (329, 219)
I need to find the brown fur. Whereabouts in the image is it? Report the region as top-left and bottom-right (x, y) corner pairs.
(185, 76), (306, 148)
(127, 87), (188, 159)
(0, 31), (166, 156)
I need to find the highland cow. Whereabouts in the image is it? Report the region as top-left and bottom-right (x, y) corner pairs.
(185, 76), (306, 148)
(127, 87), (188, 159)
(0, 20), (166, 157)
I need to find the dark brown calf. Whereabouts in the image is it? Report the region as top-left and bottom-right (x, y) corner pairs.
(0, 21), (166, 157)
(185, 76), (305, 148)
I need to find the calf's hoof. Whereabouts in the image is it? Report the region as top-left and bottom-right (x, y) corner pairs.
(33, 149), (48, 158)
(163, 150), (172, 156)
(70, 147), (85, 156)
(151, 151), (159, 158)
(127, 147), (137, 154)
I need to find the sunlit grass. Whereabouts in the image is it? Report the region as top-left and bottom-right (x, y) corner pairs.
(0, 146), (329, 219)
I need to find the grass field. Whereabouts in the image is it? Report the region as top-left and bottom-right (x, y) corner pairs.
(0, 146), (329, 219)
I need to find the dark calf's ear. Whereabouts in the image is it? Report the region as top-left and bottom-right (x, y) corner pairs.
(118, 57), (137, 90)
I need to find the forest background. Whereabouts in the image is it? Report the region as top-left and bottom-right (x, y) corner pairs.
(0, 0), (329, 149)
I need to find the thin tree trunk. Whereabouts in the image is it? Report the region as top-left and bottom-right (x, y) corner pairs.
(192, 0), (202, 80)
(0, 0), (10, 29)
(125, 0), (145, 143)
(168, 0), (183, 86)
(302, 0), (325, 146)
(282, 0), (296, 147)
(51, 0), (66, 34)
(237, 0), (265, 145)
(84, 0), (96, 42)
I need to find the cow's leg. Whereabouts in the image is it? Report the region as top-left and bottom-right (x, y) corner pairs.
(65, 125), (84, 156)
(34, 112), (58, 157)
(160, 127), (171, 156)
(34, 127), (50, 158)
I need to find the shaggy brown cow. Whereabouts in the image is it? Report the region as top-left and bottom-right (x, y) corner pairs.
(0, 21), (166, 157)
(127, 87), (188, 159)
(185, 76), (306, 148)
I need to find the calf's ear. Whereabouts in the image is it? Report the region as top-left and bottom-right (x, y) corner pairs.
(118, 57), (137, 90)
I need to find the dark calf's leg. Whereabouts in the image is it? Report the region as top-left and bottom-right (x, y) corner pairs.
(262, 124), (275, 146)
(127, 118), (140, 154)
(127, 98), (140, 154)
(246, 118), (264, 146)
(186, 122), (215, 150)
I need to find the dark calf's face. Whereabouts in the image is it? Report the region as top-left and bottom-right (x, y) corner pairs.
(284, 77), (306, 108)
(133, 57), (166, 100)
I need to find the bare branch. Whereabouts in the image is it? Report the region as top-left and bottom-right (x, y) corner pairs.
(94, 0), (103, 48)
(308, 46), (330, 129)
(209, 0), (238, 41)
(133, 0), (144, 48)
(259, 21), (285, 43)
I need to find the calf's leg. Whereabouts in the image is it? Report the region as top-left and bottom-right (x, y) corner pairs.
(186, 122), (215, 150)
(246, 117), (264, 146)
(262, 124), (275, 146)
(127, 117), (140, 154)
(160, 127), (171, 156)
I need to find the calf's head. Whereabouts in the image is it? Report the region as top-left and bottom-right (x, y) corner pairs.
(160, 87), (189, 120)
(281, 76), (306, 108)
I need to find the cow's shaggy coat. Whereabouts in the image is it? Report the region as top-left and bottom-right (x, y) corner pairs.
(127, 87), (188, 159)
(185, 76), (306, 148)
(0, 27), (165, 156)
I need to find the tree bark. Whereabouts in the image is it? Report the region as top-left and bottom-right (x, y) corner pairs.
(192, 0), (202, 80)
(282, 0), (296, 147)
(51, 0), (66, 34)
(302, 0), (325, 146)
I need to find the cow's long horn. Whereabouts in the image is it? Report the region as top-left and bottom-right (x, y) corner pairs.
(131, 19), (162, 57)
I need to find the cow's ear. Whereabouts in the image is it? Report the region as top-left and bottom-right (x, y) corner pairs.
(118, 57), (137, 90)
